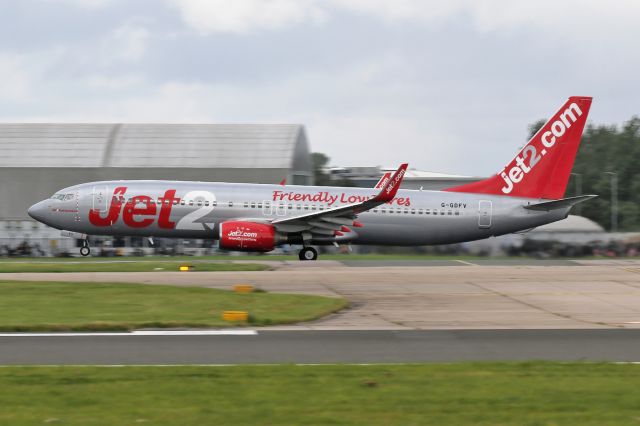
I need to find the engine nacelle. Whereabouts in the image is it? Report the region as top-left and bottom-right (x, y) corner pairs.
(218, 221), (277, 252)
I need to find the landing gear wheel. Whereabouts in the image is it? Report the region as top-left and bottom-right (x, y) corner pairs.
(80, 246), (91, 257)
(298, 247), (318, 261)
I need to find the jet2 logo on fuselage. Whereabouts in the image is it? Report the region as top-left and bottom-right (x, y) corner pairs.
(89, 187), (180, 229)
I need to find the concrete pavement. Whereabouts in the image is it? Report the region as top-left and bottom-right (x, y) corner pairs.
(4, 260), (640, 330)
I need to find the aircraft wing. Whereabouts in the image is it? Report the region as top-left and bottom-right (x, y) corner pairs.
(270, 163), (408, 236)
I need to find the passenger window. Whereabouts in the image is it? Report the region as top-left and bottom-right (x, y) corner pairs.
(197, 201), (203, 206)
(180, 200), (185, 205)
(288, 204), (293, 210)
(304, 205), (309, 210)
(212, 201), (217, 207)
(411, 209), (415, 214)
(257, 203), (262, 208)
(296, 205), (301, 210)
(418, 209), (423, 214)
(189, 200), (194, 206)
(173, 200), (179, 205)
(447, 210), (452, 215)
(251, 202), (256, 208)
(228, 201), (233, 207)
(244, 202), (249, 208)
(204, 201), (209, 207)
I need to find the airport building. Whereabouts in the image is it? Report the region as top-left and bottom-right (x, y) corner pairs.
(0, 123), (312, 255)
(328, 166), (481, 190)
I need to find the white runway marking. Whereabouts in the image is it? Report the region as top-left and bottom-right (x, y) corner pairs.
(454, 260), (477, 266)
(0, 330), (257, 337)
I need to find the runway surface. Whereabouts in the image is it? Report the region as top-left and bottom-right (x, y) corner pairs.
(2, 329), (640, 365)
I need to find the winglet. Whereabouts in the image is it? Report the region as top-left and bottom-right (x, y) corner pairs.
(374, 172), (392, 189)
(374, 163), (408, 202)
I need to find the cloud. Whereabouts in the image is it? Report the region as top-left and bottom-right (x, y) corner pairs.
(0, 53), (32, 102)
(169, 0), (326, 34)
(86, 74), (144, 90)
(332, 0), (640, 42)
(168, 0), (640, 43)
(102, 24), (150, 61)
(2, 0), (639, 175)
(44, 0), (113, 8)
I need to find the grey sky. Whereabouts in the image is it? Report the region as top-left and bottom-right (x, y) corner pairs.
(1, 0), (638, 176)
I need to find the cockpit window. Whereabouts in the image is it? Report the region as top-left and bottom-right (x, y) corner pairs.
(51, 193), (74, 201)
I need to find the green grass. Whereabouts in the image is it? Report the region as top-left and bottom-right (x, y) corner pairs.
(0, 363), (639, 425)
(0, 261), (271, 273)
(0, 281), (347, 331)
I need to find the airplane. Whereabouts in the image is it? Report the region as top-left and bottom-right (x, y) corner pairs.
(28, 96), (595, 260)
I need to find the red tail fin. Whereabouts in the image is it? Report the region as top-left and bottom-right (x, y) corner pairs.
(446, 96), (592, 199)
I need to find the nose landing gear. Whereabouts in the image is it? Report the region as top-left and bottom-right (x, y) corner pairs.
(80, 239), (91, 257)
(298, 246), (318, 261)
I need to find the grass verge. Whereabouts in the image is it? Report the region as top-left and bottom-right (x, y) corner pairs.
(0, 261), (271, 273)
(0, 281), (347, 331)
(0, 363), (639, 425)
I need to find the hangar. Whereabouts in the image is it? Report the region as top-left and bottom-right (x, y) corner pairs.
(328, 166), (481, 190)
(0, 123), (312, 254)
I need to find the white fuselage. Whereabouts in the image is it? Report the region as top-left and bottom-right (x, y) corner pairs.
(28, 180), (569, 246)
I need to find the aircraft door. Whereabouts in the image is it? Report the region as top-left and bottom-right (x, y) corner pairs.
(478, 200), (492, 229)
(92, 186), (109, 213)
(262, 201), (272, 216)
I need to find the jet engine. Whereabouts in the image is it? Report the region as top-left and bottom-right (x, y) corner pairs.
(218, 221), (280, 252)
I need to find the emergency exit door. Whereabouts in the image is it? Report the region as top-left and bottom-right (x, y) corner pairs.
(478, 200), (492, 228)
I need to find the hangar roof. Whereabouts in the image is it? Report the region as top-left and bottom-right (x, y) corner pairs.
(0, 123), (308, 169)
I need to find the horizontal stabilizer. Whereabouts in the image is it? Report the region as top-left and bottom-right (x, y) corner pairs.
(524, 195), (597, 212)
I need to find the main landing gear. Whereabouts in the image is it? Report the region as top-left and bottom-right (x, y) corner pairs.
(298, 246), (318, 261)
(80, 239), (91, 257)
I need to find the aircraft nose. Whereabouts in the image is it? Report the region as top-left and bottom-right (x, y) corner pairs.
(28, 201), (48, 222)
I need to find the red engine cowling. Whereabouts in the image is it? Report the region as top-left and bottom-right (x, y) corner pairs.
(218, 221), (276, 252)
